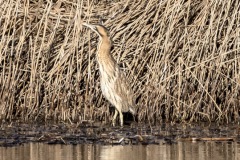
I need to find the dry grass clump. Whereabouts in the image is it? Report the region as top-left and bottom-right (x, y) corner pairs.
(0, 0), (240, 124)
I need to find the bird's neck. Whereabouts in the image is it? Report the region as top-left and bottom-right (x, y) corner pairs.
(97, 37), (111, 56)
(97, 37), (114, 61)
(97, 36), (117, 74)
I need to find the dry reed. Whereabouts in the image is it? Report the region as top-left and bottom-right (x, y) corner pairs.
(0, 0), (240, 124)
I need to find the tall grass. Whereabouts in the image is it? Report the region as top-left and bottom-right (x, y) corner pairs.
(0, 0), (239, 124)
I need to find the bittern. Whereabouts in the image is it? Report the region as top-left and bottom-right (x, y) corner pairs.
(83, 22), (136, 126)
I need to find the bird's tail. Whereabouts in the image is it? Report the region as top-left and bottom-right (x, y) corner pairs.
(129, 107), (136, 115)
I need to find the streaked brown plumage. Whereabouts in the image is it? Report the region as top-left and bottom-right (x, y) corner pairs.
(83, 23), (135, 126)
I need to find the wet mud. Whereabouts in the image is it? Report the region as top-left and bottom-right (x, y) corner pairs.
(0, 122), (240, 147)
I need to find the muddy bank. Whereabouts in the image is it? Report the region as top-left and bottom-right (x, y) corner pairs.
(0, 122), (240, 147)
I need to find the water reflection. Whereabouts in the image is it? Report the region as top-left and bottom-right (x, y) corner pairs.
(0, 142), (238, 160)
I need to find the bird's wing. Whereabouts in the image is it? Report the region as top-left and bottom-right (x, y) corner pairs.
(114, 69), (135, 112)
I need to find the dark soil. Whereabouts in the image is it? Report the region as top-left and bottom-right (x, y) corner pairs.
(0, 122), (240, 147)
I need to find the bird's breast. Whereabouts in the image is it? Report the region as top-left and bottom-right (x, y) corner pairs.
(97, 60), (122, 105)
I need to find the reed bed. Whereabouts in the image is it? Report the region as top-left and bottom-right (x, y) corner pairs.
(0, 0), (240, 124)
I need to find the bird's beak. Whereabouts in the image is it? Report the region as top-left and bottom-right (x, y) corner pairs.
(82, 22), (95, 30)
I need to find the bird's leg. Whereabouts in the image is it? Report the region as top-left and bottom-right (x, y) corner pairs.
(112, 109), (118, 127)
(133, 115), (136, 122)
(119, 112), (123, 127)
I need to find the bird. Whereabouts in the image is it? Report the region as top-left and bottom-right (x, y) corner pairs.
(82, 22), (136, 126)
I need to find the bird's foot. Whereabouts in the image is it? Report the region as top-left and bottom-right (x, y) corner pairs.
(112, 120), (116, 127)
(120, 122), (123, 127)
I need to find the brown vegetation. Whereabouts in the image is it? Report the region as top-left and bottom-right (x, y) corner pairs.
(0, 0), (240, 124)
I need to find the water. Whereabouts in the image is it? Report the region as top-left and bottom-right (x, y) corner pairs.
(0, 141), (239, 160)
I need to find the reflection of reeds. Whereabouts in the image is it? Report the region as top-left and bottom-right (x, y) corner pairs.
(0, 0), (239, 124)
(0, 142), (238, 160)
